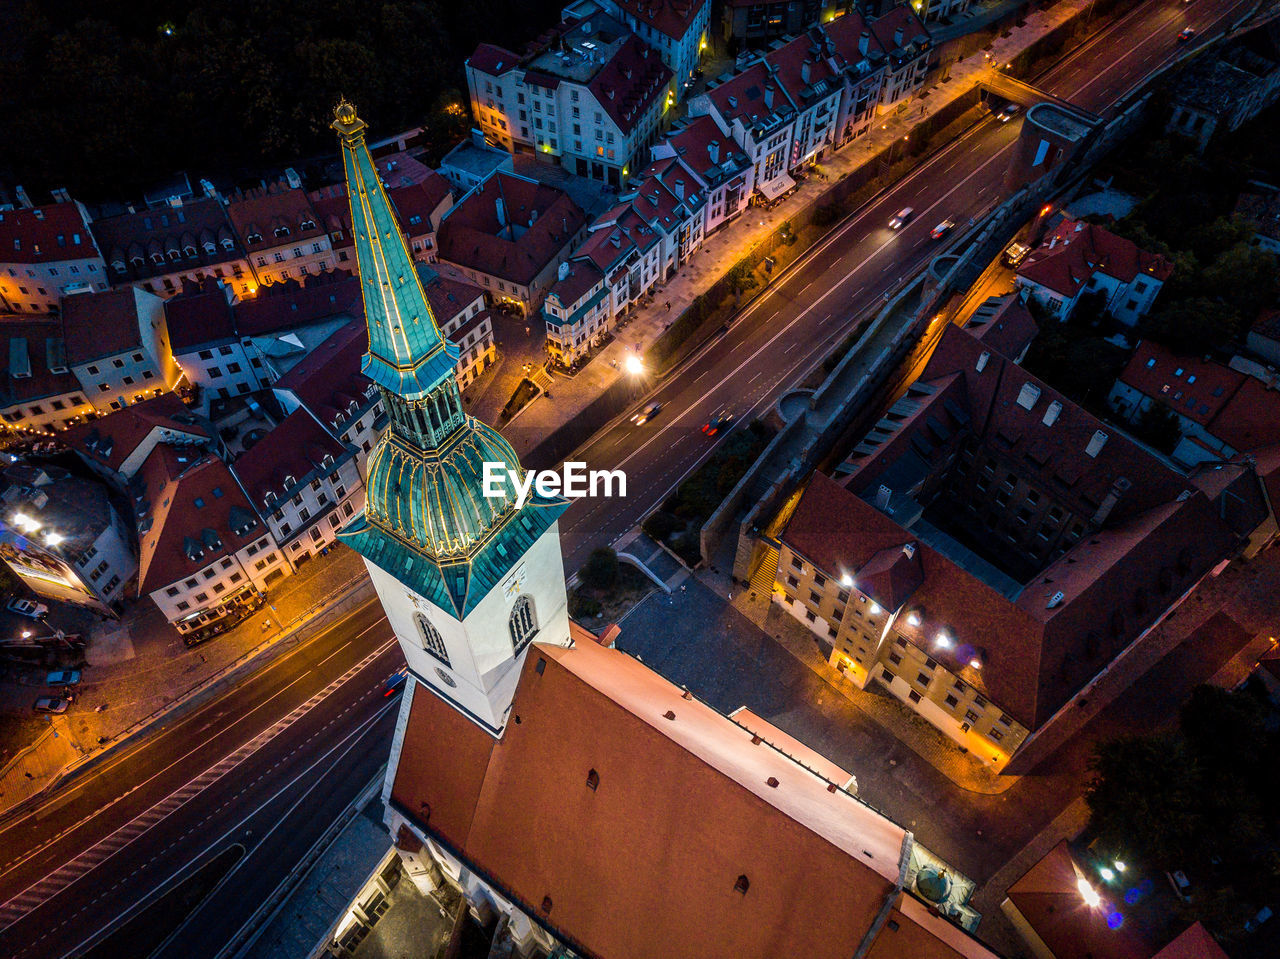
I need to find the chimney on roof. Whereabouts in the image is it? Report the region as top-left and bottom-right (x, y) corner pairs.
(894, 26), (904, 47)
(764, 86), (774, 109)
(801, 61), (811, 85)
(875, 485), (892, 510)
(708, 141), (720, 164)
(496, 197), (505, 227)
(15, 185), (32, 209)
(1091, 476), (1130, 526)
(1043, 400), (1063, 426)
(673, 179), (684, 199)
(903, 542), (916, 559)
(558, 261), (570, 281)
(50, 187), (71, 204)
(1085, 429), (1108, 458)
(975, 350), (990, 372)
(859, 31), (871, 56)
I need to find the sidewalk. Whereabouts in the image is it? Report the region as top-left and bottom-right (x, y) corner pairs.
(494, 0), (1100, 460)
(0, 546), (375, 818)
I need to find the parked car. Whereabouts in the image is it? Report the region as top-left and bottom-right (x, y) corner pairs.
(34, 696), (69, 714)
(7, 598), (49, 619)
(630, 402), (662, 426)
(702, 410), (735, 436)
(931, 219), (956, 240)
(997, 103), (1021, 123)
(1178, 27), (1195, 42)
(46, 670), (81, 687)
(888, 207), (914, 230)
(382, 668), (409, 698)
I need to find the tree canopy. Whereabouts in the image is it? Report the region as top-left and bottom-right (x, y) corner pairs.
(0, 0), (565, 199)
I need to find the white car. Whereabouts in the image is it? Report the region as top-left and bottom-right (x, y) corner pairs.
(888, 207), (914, 230)
(997, 103), (1021, 123)
(8, 598), (49, 619)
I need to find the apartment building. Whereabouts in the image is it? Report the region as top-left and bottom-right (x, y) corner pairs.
(652, 113), (755, 233)
(232, 271), (364, 382)
(0, 463), (137, 615)
(1016, 219), (1173, 325)
(0, 201), (107, 315)
(420, 263), (496, 388)
(720, 0), (846, 50)
(695, 59), (800, 200)
(134, 445), (283, 638)
(64, 391), (212, 486)
(310, 172), (453, 268)
(466, 13), (673, 187)
(869, 7), (933, 109)
(164, 277), (267, 409)
(543, 260), (611, 364)
(232, 408), (363, 570)
(272, 323), (384, 480)
(435, 171), (587, 313)
(0, 320), (93, 436)
(90, 196), (254, 299)
(772, 320), (1269, 771)
(60, 287), (182, 412)
(225, 181), (333, 288)
(564, 0), (711, 93)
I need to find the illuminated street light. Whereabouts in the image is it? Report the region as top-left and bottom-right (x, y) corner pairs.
(841, 574), (853, 588)
(907, 611), (922, 626)
(22, 629), (32, 639)
(969, 657), (983, 669)
(935, 632), (951, 649)
(1099, 867), (1115, 882)
(1077, 878), (1101, 908)
(624, 355), (644, 376)
(1114, 861), (1127, 873)
(869, 602), (882, 615)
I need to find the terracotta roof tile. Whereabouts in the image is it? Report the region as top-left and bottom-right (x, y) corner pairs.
(63, 393), (207, 474)
(1018, 220), (1173, 298)
(60, 288), (146, 364)
(0, 318), (81, 408)
(231, 407), (347, 511)
(165, 277), (237, 352)
(90, 197), (241, 283)
(0, 203), (100, 265)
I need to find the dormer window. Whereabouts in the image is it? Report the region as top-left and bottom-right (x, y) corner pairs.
(183, 245), (197, 258)
(322, 454), (333, 468)
(246, 231), (263, 245)
(150, 253), (165, 265)
(167, 249), (182, 262)
(273, 226), (291, 238)
(203, 241), (216, 255)
(283, 474), (295, 487)
(221, 237), (234, 251)
(300, 218), (315, 231)
(112, 260), (127, 274)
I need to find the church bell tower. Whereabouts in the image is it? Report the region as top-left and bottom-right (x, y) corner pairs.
(332, 101), (572, 736)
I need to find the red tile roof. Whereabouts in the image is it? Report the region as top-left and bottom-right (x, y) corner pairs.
(436, 173), (585, 287)
(1203, 375), (1280, 453)
(1152, 923), (1230, 959)
(1235, 191), (1280, 243)
(708, 61), (797, 132)
(868, 6), (931, 60)
(661, 114), (752, 188)
(1116, 340), (1245, 427)
(231, 407), (347, 511)
(421, 263), (484, 327)
(272, 322), (372, 434)
(134, 446), (263, 594)
(612, 0), (704, 40)
(1004, 841), (1153, 959)
(587, 34), (673, 133)
(388, 174), (453, 235)
(224, 184), (324, 251)
(60, 288), (145, 364)
(964, 296), (1039, 359)
(165, 277), (237, 353)
(1018, 220), (1173, 298)
(90, 197), (240, 283)
(547, 259), (605, 308)
(468, 43), (519, 76)
(233, 271), (362, 338)
(0, 203), (99, 265)
(63, 393), (207, 474)
(0, 318), (81, 408)
(391, 634), (995, 959)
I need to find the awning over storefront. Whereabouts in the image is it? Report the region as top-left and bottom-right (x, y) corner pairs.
(758, 173), (796, 203)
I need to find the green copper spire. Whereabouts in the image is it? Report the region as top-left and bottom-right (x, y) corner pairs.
(333, 101), (568, 618)
(332, 100), (459, 400)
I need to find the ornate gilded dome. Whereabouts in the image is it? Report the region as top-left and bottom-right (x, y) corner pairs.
(363, 416), (527, 559)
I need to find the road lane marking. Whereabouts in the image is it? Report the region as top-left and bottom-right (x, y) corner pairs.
(0, 638), (397, 931)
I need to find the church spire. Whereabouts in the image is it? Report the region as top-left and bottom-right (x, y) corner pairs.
(332, 99), (458, 400)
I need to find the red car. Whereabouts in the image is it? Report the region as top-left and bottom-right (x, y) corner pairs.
(702, 410), (735, 436)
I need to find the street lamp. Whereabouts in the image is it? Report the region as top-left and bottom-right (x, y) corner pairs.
(624, 355), (644, 376)
(1077, 878), (1102, 908)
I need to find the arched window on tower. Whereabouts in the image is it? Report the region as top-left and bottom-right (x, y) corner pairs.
(414, 613), (450, 666)
(509, 595), (538, 653)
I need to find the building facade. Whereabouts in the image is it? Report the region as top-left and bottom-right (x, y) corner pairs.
(0, 201), (107, 315)
(225, 181), (333, 288)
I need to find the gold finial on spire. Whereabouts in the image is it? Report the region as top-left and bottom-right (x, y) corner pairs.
(332, 98), (366, 141)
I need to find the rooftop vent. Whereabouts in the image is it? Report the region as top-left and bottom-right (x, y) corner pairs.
(766, 777), (779, 788)
(975, 351), (990, 372)
(1085, 430), (1108, 458)
(1016, 382), (1041, 411)
(1043, 400), (1063, 426)
(1047, 590), (1065, 609)
(663, 709), (676, 720)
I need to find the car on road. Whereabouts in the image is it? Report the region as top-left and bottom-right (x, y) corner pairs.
(888, 207), (914, 230)
(46, 669), (81, 687)
(382, 667), (409, 698)
(1178, 27), (1195, 42)
(702, 410), (735, 436)
(931, 219), (956, 240)
(997, 103), (1021, 123)
(34, 696), (69, 714)
(7, 597), (48, 619)
(630, 402), (662, 425)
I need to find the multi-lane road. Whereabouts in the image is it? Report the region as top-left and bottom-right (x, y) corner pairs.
(0, 1), (1257, 955)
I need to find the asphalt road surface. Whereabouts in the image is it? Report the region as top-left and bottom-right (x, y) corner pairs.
(0, 1), (1255, 955)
